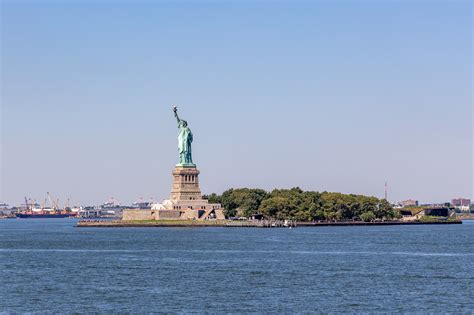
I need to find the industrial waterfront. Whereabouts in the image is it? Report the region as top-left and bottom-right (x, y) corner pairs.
(1, 219), (473, 313)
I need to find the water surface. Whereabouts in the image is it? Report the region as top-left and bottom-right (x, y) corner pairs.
(1, 219), (473, 313)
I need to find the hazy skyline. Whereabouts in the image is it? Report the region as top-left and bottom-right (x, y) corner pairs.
(1, 1), (472, 206)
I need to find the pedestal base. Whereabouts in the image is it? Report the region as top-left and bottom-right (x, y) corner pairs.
(170, 166), (202, 202)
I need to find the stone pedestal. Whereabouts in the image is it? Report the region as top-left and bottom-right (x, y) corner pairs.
(170, 165), (202, 202)
(122, 164), (225, 221)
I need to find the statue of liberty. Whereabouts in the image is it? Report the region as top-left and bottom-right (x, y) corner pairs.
(173, 106), (194, 166)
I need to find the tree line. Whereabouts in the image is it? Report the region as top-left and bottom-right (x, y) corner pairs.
(204, 187), (399, 222)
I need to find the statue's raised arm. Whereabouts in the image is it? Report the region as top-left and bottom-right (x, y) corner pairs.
(173, 106), (181, 125)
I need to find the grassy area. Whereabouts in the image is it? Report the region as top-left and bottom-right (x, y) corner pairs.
(418, 216), (459, 222)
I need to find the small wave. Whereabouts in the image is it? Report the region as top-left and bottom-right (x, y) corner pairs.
(0, 249), (153, 253)
(0, 248), (472, 257)
(391, 252), (474, 257)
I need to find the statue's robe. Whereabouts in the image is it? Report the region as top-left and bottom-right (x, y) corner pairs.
(178, 124), (193, 164)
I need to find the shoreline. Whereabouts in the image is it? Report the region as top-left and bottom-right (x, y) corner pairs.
(76, 219), (462, 228)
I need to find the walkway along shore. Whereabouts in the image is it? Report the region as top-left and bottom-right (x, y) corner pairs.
(76, 219), (462, 228)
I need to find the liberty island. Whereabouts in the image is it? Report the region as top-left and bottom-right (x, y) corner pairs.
(77, 107), (461, 228)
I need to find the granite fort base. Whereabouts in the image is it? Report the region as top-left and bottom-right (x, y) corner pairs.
(122, 165), (224, 221)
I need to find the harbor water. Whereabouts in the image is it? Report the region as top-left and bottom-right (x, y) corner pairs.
(1, 219), (473, 313)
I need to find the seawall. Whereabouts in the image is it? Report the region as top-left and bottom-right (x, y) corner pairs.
(77, 219), (462, 228)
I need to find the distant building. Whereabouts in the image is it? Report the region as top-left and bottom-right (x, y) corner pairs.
(451, 198), (471, 212)
(451, 198), (470, 207)
(400, 199), (418, 207)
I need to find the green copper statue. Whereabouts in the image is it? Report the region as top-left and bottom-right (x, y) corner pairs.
(173, 106), (194, 166)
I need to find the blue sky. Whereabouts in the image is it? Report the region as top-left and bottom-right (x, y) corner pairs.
(1, 0), (472, 206)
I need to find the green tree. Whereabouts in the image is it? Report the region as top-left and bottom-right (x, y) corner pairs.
(203, 193), (221, 204)
(220, 188), (267, 218)
(360, 211), (376, 222)
(208, 187), (395, 222)
(259, 196), (291, 219)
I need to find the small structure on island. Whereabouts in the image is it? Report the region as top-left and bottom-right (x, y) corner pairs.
(122, 106), (225, 221)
